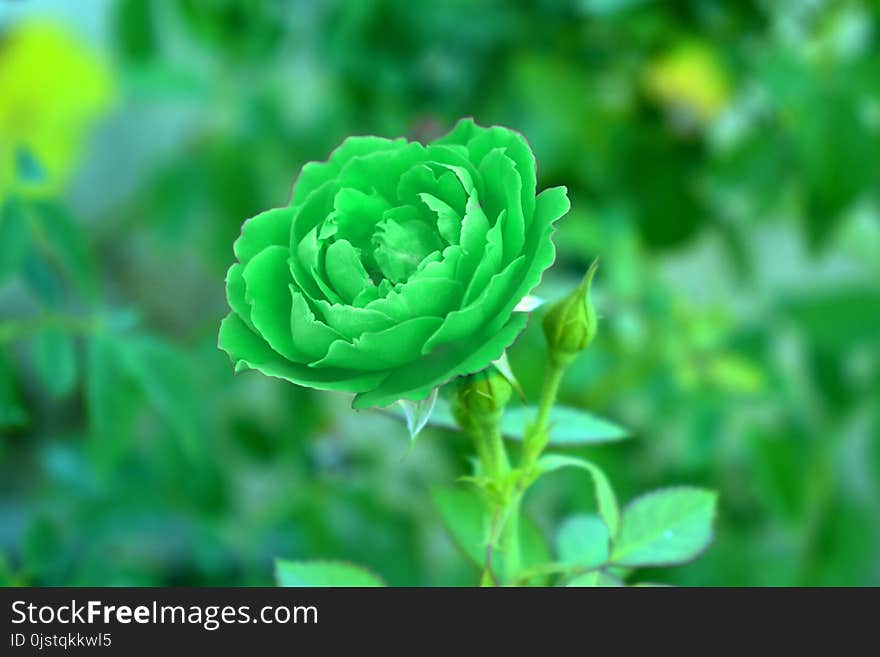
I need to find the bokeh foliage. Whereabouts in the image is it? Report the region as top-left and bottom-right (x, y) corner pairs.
(1, 0), (878, 586)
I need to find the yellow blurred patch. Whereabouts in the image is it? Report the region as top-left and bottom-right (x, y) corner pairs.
(0, 21), (113, 197)
(644, 42), (730, 128)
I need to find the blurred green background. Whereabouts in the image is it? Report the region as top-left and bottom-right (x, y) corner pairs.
(1, 0), (878, 586)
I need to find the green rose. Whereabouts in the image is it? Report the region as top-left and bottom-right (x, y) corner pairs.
(218, 118), (570, 408)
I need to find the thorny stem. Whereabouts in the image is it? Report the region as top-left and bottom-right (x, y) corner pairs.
(468, 416), (513, 586)
(463, 358), (569, 586)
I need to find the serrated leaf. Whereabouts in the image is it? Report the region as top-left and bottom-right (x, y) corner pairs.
(566, 570), (623, 587)
(611, 487), (717, 567)
(384, 397), (628, 445)
(275, 560), (384, 587)
(555, 513), (609, 568)
(537, 454), (620, 538)
(31, 329), (78, 399)
(0, 197), (30, 282)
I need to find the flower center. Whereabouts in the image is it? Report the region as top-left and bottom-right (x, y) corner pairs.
(317, 161), (468, 297)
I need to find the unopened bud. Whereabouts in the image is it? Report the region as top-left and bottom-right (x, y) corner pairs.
(452, 369), (513, 432)
(542, 258), (599, 366)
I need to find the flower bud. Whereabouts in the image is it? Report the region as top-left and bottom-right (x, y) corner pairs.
(452, 369), (513, 432)
(542, 258), (599, 366)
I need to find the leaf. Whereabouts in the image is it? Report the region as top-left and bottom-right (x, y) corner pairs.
(31, 329), (78, 399)
(0, 347), (28, 429)
(521, 517), (552, 575)
(504, 405), (628, 444)
(537, 453), (620, 538)
(0, 197), (30, 282)
(30, 201), (96, 296)
(397, 387), (437, 444)
(86, 334), (140, 471)
(431, 486), (486, 567)
(431, 486), (550, 580)
(555, 513), (609, 568)
(120, 336), (201, 456)
(384, 397), (628, 445)
(566, 570), (623, 587)
(23, 517), (66, 581)
(21, 253), (65, 307)
(275, 560), (384, 587)
(783, 285), (880, 351)
(611, 487), (717, 567)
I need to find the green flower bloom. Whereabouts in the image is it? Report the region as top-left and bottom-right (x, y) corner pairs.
(219, 118), (570, 408)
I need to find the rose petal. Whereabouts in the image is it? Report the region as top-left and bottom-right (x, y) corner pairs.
(479, 148), (525, 261)
(291, 136), (405, 206)
(373, 213), (443, 284)
(220, 313), (384, 391)
(465, 123), (537, 222)
(233, 207), (294, 264)
(422, 256), (525, 353)
(461, 211), (505, 306)
(368, 276), (463, 322)
(290, 288), (344, 360)
(418, 192), (461, 244)
(352, 313), (528, 409)
(242, 245), (306, 362)
(325, 238), (375, 304)
(312, 316), (443, 370)
(225, 263), (254, 330)
(315, 300), (395, 337)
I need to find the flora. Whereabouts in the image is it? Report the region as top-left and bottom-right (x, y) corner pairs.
(222, 119), (718, 587)
(219, 118), (567, 409)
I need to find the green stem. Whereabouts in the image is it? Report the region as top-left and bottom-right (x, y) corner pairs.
(514, 561), (604, 587)
(485, 420), (510, 480)
(467, 415), (521, 586)
(501, 493), (522, 583)
(470, 416), (508, 481)
(521, 361), (565, 467)
(491, 359), (569, 585)
(461, 359), (569, 586)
